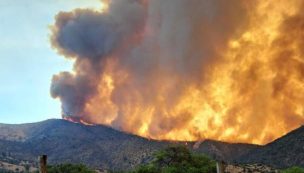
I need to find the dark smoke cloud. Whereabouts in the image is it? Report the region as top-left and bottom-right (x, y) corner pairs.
(50, 0), (145, 118)
(51, 10), (120, 60)
(51, 0), (145, 61)
(51, 72), (93, 117)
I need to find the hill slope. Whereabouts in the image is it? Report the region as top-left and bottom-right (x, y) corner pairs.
(0, 119), (302, 170)
(0, 119), (168, 170)
(240, 125), (304, 168)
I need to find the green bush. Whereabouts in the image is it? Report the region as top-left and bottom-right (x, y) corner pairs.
(47, 163), (95, 173)
(129, 145), (216, 173)
(281, 167), (304, 173)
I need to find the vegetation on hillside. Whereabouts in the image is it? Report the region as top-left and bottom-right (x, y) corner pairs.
(126, 145), (217, 173)
(1, 145), (304, 173)
(42, 162), (304, 173)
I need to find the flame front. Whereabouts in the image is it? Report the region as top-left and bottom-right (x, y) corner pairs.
(51, 0), (304, 144)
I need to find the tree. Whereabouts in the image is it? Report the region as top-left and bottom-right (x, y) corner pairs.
(153, 145), (192, 167)
(129, 145), (216, 173)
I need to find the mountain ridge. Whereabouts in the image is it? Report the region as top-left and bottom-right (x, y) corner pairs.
(0, 119), (302, 170)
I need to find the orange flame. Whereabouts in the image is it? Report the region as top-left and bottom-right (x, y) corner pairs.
(53, 0), (304, 145)
(81, 1), (304, 145)
(64, 117), (95, 126)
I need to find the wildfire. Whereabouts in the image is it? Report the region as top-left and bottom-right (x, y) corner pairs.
(63, 117), (95, 126)
(51, 0), (304, 145)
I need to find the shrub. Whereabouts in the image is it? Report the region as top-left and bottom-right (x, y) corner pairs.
(129, 145), (216, 173)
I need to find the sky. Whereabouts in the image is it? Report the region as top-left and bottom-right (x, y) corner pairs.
(0, 0), (101, 124)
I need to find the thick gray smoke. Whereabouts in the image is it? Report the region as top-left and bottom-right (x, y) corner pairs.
(51, 0), (248, 127)
(51, 0), (247, 122)
(50, 0), (145, 119)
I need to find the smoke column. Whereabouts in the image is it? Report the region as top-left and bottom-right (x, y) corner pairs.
(50, 0), (304, 144)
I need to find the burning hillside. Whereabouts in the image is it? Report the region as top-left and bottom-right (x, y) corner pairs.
(50, 0), (304, 144)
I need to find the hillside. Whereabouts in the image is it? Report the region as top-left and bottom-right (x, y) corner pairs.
(0, 119), (255, 170)
(0, 119), (168, 170)
(240, 125), (304, 168)
(0, 119), (302, 170)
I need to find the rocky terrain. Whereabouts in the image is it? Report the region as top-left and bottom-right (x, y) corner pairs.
(0, 119), (303, 171)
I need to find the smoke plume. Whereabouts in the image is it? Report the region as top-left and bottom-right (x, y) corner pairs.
(50, 0), (304, 144)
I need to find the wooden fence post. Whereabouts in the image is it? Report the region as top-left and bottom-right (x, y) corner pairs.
(216, 160), (225, 173)
(38, 155), (47, 173)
